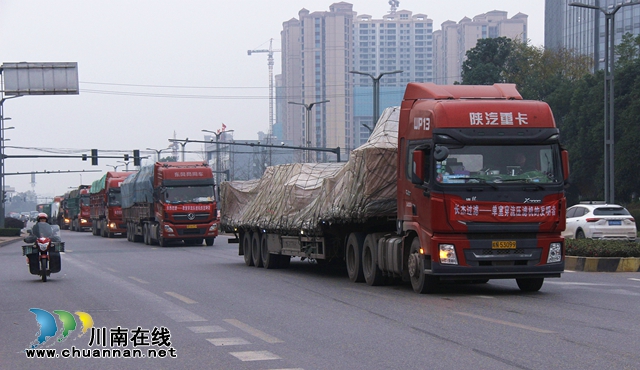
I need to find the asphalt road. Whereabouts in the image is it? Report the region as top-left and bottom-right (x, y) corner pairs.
(1, 230), (639, 370)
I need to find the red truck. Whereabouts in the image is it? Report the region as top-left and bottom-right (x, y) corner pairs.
(221, 83), (569, 293)
(68, 185), (92, 232)
(90, 172), (129, 238)
(121, 161), (218, 247)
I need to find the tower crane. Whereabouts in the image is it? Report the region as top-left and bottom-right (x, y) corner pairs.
(247, 39), (281, 146)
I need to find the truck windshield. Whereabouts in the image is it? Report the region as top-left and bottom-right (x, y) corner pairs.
(164, 185), (215, 204)
(108, 190), (122, 206)
(435, 144), (562, 185)
(80, 195), (91, 206)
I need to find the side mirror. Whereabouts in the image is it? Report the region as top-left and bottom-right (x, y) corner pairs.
(411, 150), (424, 185)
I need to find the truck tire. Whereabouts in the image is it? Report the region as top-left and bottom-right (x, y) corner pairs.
(408, 238), (438, 294)
(516, 278), (544, 292)
(362, 234), (383, 286)
(251, 232), (263, 267)
(92, 224), (98, 236)
(346, 233), (365, 283)
(143, 224), (150, 245)
(260, 233), (277, 269)
(243, 231), (254, 266)
(205, 238), (215, 246)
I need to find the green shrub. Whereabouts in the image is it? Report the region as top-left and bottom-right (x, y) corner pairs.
(4, 217), (25, 229)
(0, 228), (22, 237)
(566, 238), (640, 257)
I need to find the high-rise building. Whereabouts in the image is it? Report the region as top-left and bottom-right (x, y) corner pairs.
(545, 0), (640, 70)
(352, 10), (433, 147)
(281, 3), (353, 161)
(433, 11), (528, 84)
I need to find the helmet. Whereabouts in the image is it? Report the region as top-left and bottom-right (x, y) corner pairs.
(37, 212), (48, 222)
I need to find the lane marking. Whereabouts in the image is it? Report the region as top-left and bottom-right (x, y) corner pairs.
(128, 276), (149, 284)
(164, 291), (197, 304)
(224, 319), (284, 344)
(229, 350), (281, 361)
(106, 267), (118, 273)
(455, 312), (555, 334)
(63, 254), (207, 323)
(188, 325), (227, 333)
(629, 278), (640, 282)
(207, 337), (251, 346)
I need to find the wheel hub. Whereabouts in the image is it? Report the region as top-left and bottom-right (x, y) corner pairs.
(408, 253), (419, 278)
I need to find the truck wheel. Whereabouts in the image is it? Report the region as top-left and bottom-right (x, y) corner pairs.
(92, 224), (97, 236)
(159, 236), (169, 248)
(346, 233), (365, 283)
(362, 234), (383, 286)
(243, 231), (253, 266)
(205, 238), (215, 246)
(260, 234), (277, 269)
(251, 232), (263, 267)
(40, 259), (48, 282)
(408, 238), (438, 294)
(142, 224), (148, 244)
(516, 278), (544, 292)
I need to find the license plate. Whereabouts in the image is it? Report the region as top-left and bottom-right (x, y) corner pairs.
(492, 241), (516, 249)
(608, 220), (622, 226)
(186, 225), (197, 229)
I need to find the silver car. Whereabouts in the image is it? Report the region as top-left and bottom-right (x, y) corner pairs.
(563, 203), (636, 241)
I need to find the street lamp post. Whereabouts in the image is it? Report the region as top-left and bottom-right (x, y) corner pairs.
(146, 147), (169, 162)
(174, 139), (189, 162)
(202, 128), (234, 189)
(287, 100), (330, 163)
(106, 164), (122, 172)
(350, 70), (403, 129)
(117, 160), (130, 172)
(570, 1), (640, 204)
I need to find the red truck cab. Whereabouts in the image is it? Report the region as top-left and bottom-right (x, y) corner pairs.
(398, 83), (569, 292)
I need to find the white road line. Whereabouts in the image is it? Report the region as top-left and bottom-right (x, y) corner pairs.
(206, 337), (251, 346)
(106, 267), (118, 273)
(164, 291), (197, 304)
(224, 319), (284, 344)
(188, 325), (227, 333)
(62, 255), (207, 323)
(629, 278), (640, 282)
(128, 276), (149, 284)
(229, 351), (281, 361)
(455, 311), (555, 334)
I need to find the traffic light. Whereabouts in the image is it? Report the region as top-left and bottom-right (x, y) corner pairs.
(124, 153), (130, 161)
(91, 149), (98, 165)
(133, 149), (141, 166)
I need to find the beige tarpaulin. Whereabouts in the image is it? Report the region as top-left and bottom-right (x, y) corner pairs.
(220, 106), (399, 232)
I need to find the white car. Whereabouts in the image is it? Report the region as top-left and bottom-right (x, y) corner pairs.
(563, 203), (637, 241)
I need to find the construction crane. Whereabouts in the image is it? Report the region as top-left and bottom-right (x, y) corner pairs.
(247, 39), (281, 146)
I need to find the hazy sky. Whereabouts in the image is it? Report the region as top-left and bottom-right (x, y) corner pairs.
(0, 0), (544, 197)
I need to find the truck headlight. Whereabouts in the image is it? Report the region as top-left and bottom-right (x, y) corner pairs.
(439, 244), (458, 265)
(208, 224), (218, 232)
(547, 243), (562, 263)
(109, 222), (116, 229)
(164, 225), (174, 233)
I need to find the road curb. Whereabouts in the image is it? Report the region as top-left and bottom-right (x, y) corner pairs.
(565, 256), (640, 272)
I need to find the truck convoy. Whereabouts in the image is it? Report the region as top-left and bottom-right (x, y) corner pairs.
(121, 161), (219, 247)
(90, 172), (129, 238)
(67, 185), (92, 232)
(221, 83), (569, 293)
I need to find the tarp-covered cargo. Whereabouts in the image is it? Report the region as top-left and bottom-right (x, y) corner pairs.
(121, 165), (154, 209)
(220, 106), (399, 232)
(90, 172), (130, 194)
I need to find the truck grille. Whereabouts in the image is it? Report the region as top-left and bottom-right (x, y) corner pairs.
(463, 248), (541, 266)
(172, 213), (211, 222)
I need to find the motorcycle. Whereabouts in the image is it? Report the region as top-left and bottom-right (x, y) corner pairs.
(22, 222), (64, 282)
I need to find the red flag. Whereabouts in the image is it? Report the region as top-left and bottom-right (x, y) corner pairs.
(221, 123), (227, 131)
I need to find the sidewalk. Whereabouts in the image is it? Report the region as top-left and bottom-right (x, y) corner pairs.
(0, 234), (25, 247)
